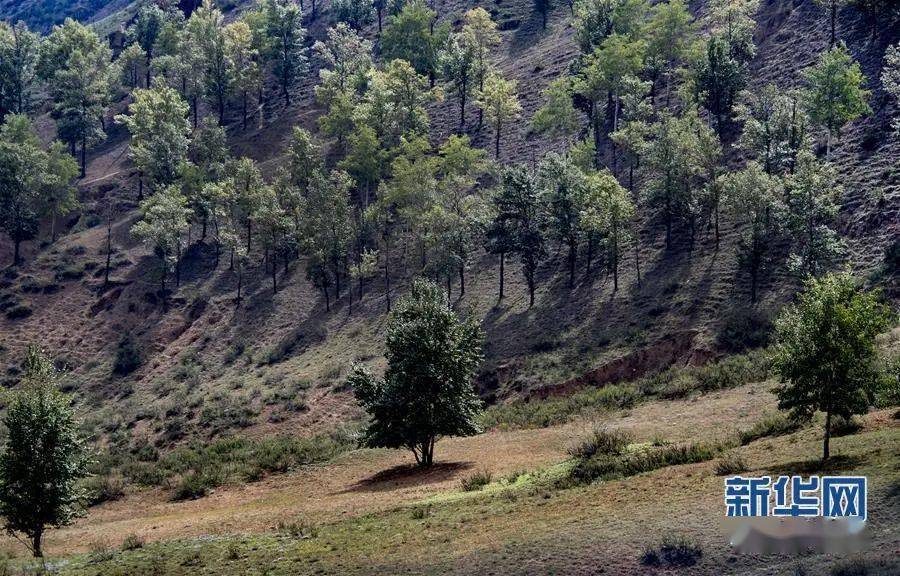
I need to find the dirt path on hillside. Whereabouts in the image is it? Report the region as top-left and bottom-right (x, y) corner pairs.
(25, 382), (783, 556)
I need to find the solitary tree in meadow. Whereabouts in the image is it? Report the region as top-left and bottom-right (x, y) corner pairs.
(348, 279), (484, 467)
(773, 273), (891, 460)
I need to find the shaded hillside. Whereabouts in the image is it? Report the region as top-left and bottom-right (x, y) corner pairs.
(0, 0), (131, 32)
(0, 0), (897, 449)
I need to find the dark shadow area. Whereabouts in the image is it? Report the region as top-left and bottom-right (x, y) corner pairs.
(767, 454), (866, 476)
(339, 461), (475, 494)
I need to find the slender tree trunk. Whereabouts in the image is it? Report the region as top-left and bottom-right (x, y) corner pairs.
(50, 214), (57, 243)
(823, 409), (831, 460)
(495, 120), (502, 159)
(459, 264), (465, 296)
(568, 241), (576, 288)
(104, 216), (112, 286)
(459, 77), (467, 133)
(176, 243), (182, 287)
(384, 235), (391, 312)
(242, 92), (248, 131)
(377, 9), (383, 32)
(446, 274), (452, 308)
(31, 531), (42, 558)
(13, 239), (21, 266)
(830, 2), (837, 47)
(236, 268), (242, 304)
(80, 135), (87, 178)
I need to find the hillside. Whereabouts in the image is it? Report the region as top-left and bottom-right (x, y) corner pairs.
(0, 0), (898, 572)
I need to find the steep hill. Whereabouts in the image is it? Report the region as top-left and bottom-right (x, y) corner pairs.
(0, 0), (897, 453)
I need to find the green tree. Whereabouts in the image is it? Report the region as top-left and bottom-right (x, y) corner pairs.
(347, 279), (483, 467)
(38, 18), (113, 177)
(0, 21), (40, 117)
(131, 184), (193, 296)
(339, 123), (387, 207)
(381, 58), (437, 140)
(117, 43), (148, 91)
(539, 153), (586, 286)
(313, 23), (372, 106)
(581, 168), (634, 290)
(644, 0), (696, 105)
(260, 0), (308, 106)
(783, 150), (844, 277)
(573, 0), (645, 54)
(803, 44), (870, 157)
(695, 34), (746, 135)
(115, 85), (191, 199)
(286, 126), (322, 191)
(497, 165), (547, 306)
(225, 21), (261, 131)
(301, 170), (355, 307)
(736, 85), (809, 175)
(474, 72), (522, 159)
(461, 8), (500, 129)
(0, 346), (89, 558)
(186, 0), (231, 124)
(441, 32), (477, 133)
(532, 77), (580, 149)
(332, 0), (374, 30)
(772, 273), (891, 459)
(40, 141), (79, 243)
(708, 0), (758, 63)
(721, 162), (782, 303)
(882, 42), (900, 133)
(381, 0), (447, 85)
(128, 3), (167, 88)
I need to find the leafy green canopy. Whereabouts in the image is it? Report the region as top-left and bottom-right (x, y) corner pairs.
(0, 346), (89, 557)
(349, 279), (484, 466)
(773, 273), (891, 459)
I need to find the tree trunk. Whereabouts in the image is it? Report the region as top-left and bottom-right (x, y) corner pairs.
(459, 77), (467, 133)
(104, 218), (112, 286)
(31, 531), (42, 558)
(459, 264), (465, 296)
(568, 241), (576, 288)
(80, 135), (87, 178)
(13, 239), (21, 266)
(446, 274), (452, 308)
(236, 268), (242, 304)
(242, 92), (248, 131)
(176, 243), (182, 287)
(830, 2), (837, 47)
(377, 9), (383, 32)
(384, 235), (391, 312)
(823, 409), (831, 460)
(495, 120), (502, 159)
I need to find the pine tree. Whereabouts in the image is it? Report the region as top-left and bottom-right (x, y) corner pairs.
(260, 0), (308, 106)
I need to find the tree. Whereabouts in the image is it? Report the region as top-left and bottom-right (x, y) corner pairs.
(708, 0), (758, 64)
(772, 273), (891, 460)
(813, 0), (849, 47)
(783, 150), (844, 277)
(721, 162), (781, 303)
(313, 23), (372, 106)
(286, 126), (322, 191)
(882, 42), (900, 133)
(129, 3), (167, 88)
(0, 115), (76, 264)
(461, 8), (500, 129)
(0, 346), (89, 558)
(695, 34), (746, 135)
(581, 168), (634, 290)
(131, 184), (193, 298)
(381, 0), (447, 85)
(116, 85), (191, 199)
(0, 21), (40, 118)
(225, 21), (261, 131)
(644, 0), (695, 105)
(803, 44), (870, 157)
(301, 170), (355, 306)
(572, 0), (645, 54)
(736, 85), (808, 175)
(381, 58), (437, 140)
(347, 279), (483, 467)
(38, 19), (113, 177)
(474, 72), (522, 159)
(186, 0), (231, 124)
(644, 112), (702, 249)
(532, 77), (580, 149)
(497, 166), (547, 306)
(539, 153), (586, 286)
(339, 123), (387, 207)
(441, 32), (476, 132)
(259, 0), (308, 106)
(255, 186), (288, 293)
(118, 43), (148, 91)
(332, 0), (374, 30)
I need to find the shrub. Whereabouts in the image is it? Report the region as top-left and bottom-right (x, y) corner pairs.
(568, 427), (631, 460)
(113, 335), (142, 375)
(718, 308), (772, 352)
(121, 533), (144, 551)
(88, 539), (116, 563)
(172, 472), (217, 501)
(739, 413), (802, 445)
(571, 439), (724, 484)
(84, 474), (126, 505)
(4, 303), (32, 320)
(715, 452), (748, 476)
(830, 415), (862, 437)
(640, 535), (703, 567)
(411, 505), (431, 519)
(460, 469), (493, 492)
(277, 518), (318, 539)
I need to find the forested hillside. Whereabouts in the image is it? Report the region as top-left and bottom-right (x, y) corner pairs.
(0, 0), (898, 572)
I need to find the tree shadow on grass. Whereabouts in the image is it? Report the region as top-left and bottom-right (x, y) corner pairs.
(338, 461), (475, 494)
(767, 454), (866, 476)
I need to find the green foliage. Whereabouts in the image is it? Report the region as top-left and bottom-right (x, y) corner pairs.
(0, 21), (40, 115)
(381, 0), (447, 81)
(332, 0), (374, 30)
(736, 85), (808, 175)
(581, 168), (634, 290)
(113, 335), (142, 376)
(532, 77), (579, 146)
(714, 452), (748, 475)
(573, 0), (645, 54)
(803, 43), (870, 152)
(738, 412), (802, 445)
(349, 279), (484, 466)
(130, 184), (193, 294)
(695, 34), (746, 132)
(474, 72), (522, 159)
(0, 345), (89, 557)
(772, 273), (891, 459)
(459, 469), (492, 491)
(882, 42), (900, 133)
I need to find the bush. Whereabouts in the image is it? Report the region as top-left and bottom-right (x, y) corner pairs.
(568, 427), (631, 460)
(172, 472), (217, 501)
(277, 518), (318, 539)
(84, 474), (126, 505)
(571, 439), (723, 484)
(113, 335), (142, 375)
(460, 469), (493, 492)
(739, 413), (802, 445)
(715, 452), (748, 476)
(830, 415), (862, 437)
(121, 533), (144, 551)
(4, 303), (32, 320)
(640, 535), (703, 568)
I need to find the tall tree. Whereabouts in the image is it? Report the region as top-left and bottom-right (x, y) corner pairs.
(225, 21), (261, 131)
(803, 44), (870, 157)
(301, 170), (355, 305)
(497, 165), (547, 306)
(532, 77), (580, 149)
(260, 0), (308, 106)
(581, 168), (635, 291)
(381, 0), (447, 85)
(695, 34), (746, 135)
(773, 273), (891, 459)
(38, 19), (113, 177)
(539, 153), (586, 287)
(131, 184), (193, 297)
(347, 279), (483, 467)
(882, 42), (900, 133)
(783, 150), (844, 277)
(129, 3), (167, 88)
(572, 0), (645, 54)
(40, 141), (79, 243)
(313, 23), (372, 105)
(0, 115), (43, 265)
(0, 21), (40, 118)
(813, 0), (849, 47)
(721, 162), (781, 303)
(0, 346), (89, 558)
(644, 0), (696, 105)
(441, 32), (477, 133)
(332, 0), (374, 30)
(736, 85), (809, 175)
(461, 8), (500, 129)
(474, 72), (522, 159)
(115, 85), (191, 199)
(186, 0), (231, 124)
